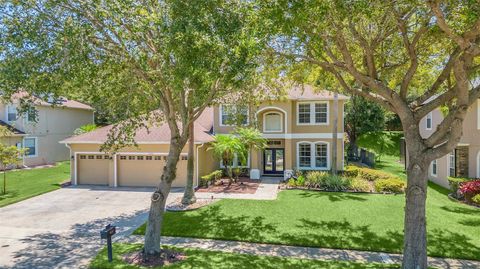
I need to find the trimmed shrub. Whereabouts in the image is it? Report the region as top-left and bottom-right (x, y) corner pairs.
(200, 170), (223, 187)
(350, 178), (371, 192)
(374, 178), (406, 193)
(287, 175), (305, 187)
(305, 171), (328, 188)
(344, 165), (360, 178)
(448, 177), (468, 197)
(357, 167), (392, 181)
(472, 194), (480, 205)
(321, 175), (351, 191)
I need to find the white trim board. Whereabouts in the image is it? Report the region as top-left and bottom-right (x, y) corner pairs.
(262, 133), (344, 139)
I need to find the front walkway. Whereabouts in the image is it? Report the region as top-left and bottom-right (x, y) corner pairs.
(193, 176), (280, 200)
(123, 235), (480, 269)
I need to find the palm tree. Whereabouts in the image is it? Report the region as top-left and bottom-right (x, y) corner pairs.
(208, 134), (246, 185)
(235, 127), (267, 154)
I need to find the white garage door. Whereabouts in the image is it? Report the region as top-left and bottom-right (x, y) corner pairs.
(117, 154), (188, 187)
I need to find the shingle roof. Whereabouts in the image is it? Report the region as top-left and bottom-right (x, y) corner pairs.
(60, 107), (214, 144)
(0, 120), (26, 136)
(287, 84), (349, 100)
(11, 91), (93, 111)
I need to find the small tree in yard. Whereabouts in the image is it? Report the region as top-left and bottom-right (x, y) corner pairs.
(209, 127), (266, 184)
(209, 134), (246, 185)
(1, 0), (261, 258)
(0, 144), (25, 194)
(345, 96), (385, 158)
(262, 1), (480, 268)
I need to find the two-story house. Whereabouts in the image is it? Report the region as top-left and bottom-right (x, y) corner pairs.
(60, 85), (348, 188)
(406, 98), (480, 188)
(0, 92), (94, 166)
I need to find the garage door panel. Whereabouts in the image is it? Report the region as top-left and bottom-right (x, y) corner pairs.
(77, 154), (109, 185)
(118, 155), (188, 187)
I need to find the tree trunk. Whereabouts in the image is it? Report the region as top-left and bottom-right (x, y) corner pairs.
(182, 119), (197, 205)
(402, 143), (429, 269)
(144, 141), (183, 256)
(3, 169), (6, 194)
(331, 92), (338, 175)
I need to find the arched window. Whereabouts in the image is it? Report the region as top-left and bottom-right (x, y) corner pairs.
(264, 112), (282, 132)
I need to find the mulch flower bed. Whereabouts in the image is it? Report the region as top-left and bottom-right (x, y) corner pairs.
(166, 197), (218, 212)
(196, 177), (260, 194)
(123, 249), (186, 267)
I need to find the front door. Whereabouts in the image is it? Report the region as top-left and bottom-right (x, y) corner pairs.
(264, 148), (284, 175)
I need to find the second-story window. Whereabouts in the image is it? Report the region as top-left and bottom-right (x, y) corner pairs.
(7, 105), (17, 122)
(315, 103), (328, 123)
(25, 107), (37, 123)
(264, 112), (282, 132)
(431, 159), (437, 177)
(426, 112), (433, 130)
(298, 104), (311, 124)
(220, 104), (248, 126)
(297, 102), (329, 125)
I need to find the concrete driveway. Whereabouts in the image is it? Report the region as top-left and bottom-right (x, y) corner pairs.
(0, 186), (183, 269)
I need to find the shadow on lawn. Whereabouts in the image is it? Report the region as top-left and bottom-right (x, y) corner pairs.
(0, 190), (19, 201)
(280, 218), (403, 253)
(162, 205), (278, 241)
(427, 229), (479, 260)
(440, 205), (480, 215)
(297, 191), (368, 202)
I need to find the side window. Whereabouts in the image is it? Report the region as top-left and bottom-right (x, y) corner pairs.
(7, 105), (17, 122)
(426, 112), (433, 130)
(23, 137), (37, 157)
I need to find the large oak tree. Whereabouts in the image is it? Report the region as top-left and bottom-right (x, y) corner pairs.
(0, 0), (261, 256)
(262, 0), (479, 268)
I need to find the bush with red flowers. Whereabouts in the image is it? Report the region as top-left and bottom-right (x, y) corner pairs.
(459, 180), (480, 202)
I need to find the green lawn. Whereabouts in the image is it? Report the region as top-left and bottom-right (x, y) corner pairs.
(90, 244), (400, 269)
(135, 156), (480, 260)
(0, 162), (70, 207)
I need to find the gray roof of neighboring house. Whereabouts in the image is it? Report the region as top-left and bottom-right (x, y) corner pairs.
(11, 91), (93, 111)
(0, 120), (26, 136)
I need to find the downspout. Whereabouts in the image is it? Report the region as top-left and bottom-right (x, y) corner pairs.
(195, 143), (206, 188)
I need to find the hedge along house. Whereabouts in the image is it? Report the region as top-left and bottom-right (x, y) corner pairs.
(61, 85), (348, 188)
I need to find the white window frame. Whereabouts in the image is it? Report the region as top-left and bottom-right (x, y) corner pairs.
(448, 150), (455, 177)
(430, 159), (437, 177)
(263, 112), (283, 133)
(477, 151), (480, 178)
(219, 152), (250, 168)
(24, 107), (37, 124)
(296, 141), (330, 170)
(426, 112), (433, 130)
(6, 105), (17, 123)
(296, 101), (329, 126)
(477, 99), (480, 130)
(23, 137), (38, 158)
(219, 104), (249, 127)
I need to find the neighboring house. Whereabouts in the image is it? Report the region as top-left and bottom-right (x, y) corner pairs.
(405, 98), (480, 188)
(0, 92), (94, 166)
(61, 85), (348, 188)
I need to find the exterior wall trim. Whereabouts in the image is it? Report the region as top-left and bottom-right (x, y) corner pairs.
(262, 133), (344, 139)
(60, 141), (207, 145)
